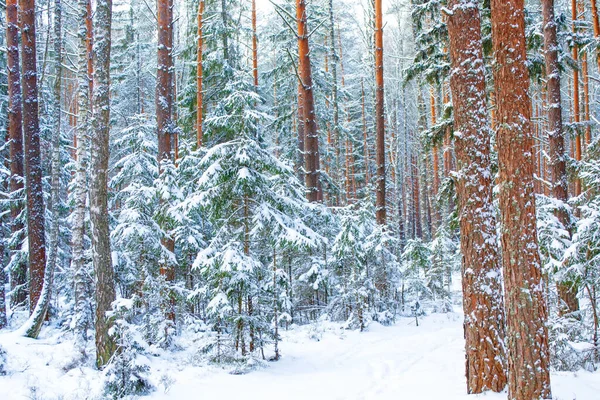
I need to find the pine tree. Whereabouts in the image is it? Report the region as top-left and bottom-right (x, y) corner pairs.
(490, 0), (552, 397)
(190, 135), (322, 357)
(297, 0), (322, 202)
(6, 0), (27, 307)
(446, 0), (507, 393)
(542, 0), (579, 317)
(20, 0), (46, 315)
(23, 0), (63, 338)
(374, 0), (385, 224)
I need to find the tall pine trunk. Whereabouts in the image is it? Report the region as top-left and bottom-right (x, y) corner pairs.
(157, 0), (176, 321)
(91, 0), (117, 368)
(23, 0), (63, 338)
(374, 0), (386, 224)
(446, 0), (507, 393)
(490, 0), (552, 398)
(542, 0), (579, 316)
(572, 0), (582, 197)
(6, 0), (27, 307)
(19, 0), (47, 315)
(296, 0), (321, 202)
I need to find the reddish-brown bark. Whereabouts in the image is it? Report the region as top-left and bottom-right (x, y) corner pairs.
(296, 0), (321, 202)
(7, 0), (27, 306)
(157, 0), (176, 321)
(446, 0), (507, 393)
(490, 0), (552, 398)
(20, 0), (47, 314)
(542, 0), (580, 315)
(374, 0), (386, 224)
(572, 0), (582, 196)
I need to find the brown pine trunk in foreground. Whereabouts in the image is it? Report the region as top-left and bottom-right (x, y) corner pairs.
(374, 0), (386, 224)
(7, 0), (27, 306)
(91, 0), (117, 368)
(20, 0), (47, 315)
(542, 0), (580, 316)
(446, 0), (507, 393)
(197, 0), (204, 147)
(297, 0), (320, 202)
(490, 0), (552, 398)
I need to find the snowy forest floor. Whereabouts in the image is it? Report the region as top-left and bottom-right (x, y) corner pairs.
(1, 308), (600, 399)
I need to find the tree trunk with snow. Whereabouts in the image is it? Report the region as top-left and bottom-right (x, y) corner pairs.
(91, 0), (117, 368)
(297, 83), (305, 182)
(446, 0), (507, 393)
(542, 0), (580, 316)
(20, 0), (47, 315)
(374, 0), (386, 225)
(296, 0), (321, 202)
(23, 0), (63, 338)
(71, 0), (93, 349)
(489, 0), (552, 398)
(572, 0), (582, 197)
(6, 0), (27, 307)
(197, 0), (204, 148)
(157, 0), (176, 322)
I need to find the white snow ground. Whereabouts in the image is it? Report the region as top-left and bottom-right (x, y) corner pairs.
(1, 309), (599, 399)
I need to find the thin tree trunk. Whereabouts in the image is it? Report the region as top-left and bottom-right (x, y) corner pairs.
(572, 0), (582, 196)
(297, 0), (320, 202)
(328, 0), (340, 188)
(413, 155), (422, 239)
(447, 0), (507, 393)
(20, 0), (47, 315)
(91, 0), (117, 368)
(0, 234), (6, 329)
(252, 0), (258, 89)
(157, 0), (176, 321)
(542, 0), (580, 316)
(362, 80), (369, 187)
(196, 0), (205, 148)
(490, 0), (552, 398)
(6, 0), (27, 307)
(374, 0), (386, 224)
(272, 248), (280, 360)
(71, 0), (93, 350)
(590, 0), (600, 70)
(582, 52), (591, 146)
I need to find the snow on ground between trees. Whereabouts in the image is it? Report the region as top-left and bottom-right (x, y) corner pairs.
(0, 309), (598, 400)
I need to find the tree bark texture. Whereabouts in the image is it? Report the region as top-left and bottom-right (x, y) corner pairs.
(296, 0), (321, 202)
(489, 0), (552, 398)
(20, 0), (47, 315)
(446, 0), (507, 393)
(542, 0), (580, 316)
(374, 0), (386, 224)
(71, 0), (93, 349)
(6, 0), (27, 307)
(91, 0), (117, 368)
(197, 0), (204, 147)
